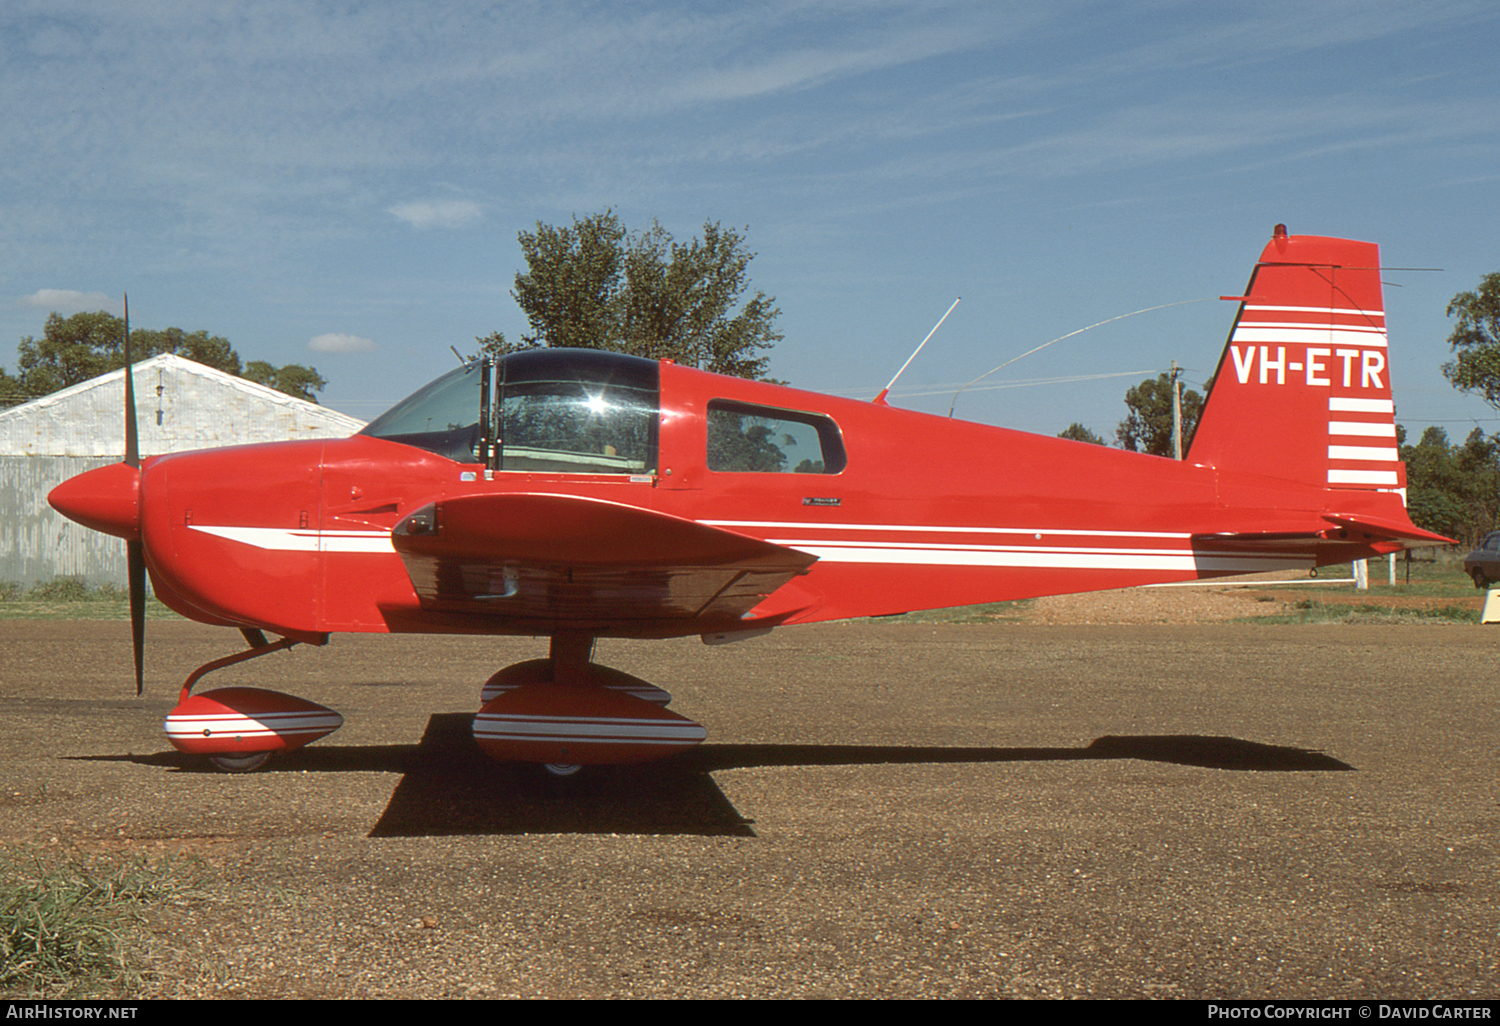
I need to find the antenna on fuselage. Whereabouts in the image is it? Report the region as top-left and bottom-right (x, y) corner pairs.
(873, 297), (960, 405)
(945, 298), (1216, 418)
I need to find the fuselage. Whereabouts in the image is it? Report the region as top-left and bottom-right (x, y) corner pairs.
(95, 352), (1403, 640)
(41, 229), (1445, 774)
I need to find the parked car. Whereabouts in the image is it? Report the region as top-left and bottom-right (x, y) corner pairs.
(1463, 532), (1500, 588)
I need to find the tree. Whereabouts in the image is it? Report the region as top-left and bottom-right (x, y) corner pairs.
(243, 361), (328, 403)
(1400, 423), (1500, 546)
(472, 330), (513, 361)
(133, 326), (243, 378)
(512, 212), (629, 353)
(0, 366), (21, 408)
(500, 211), (782, 379)
(1115, 372), (1204, 456)
(1057, 422), (1106, 445)
(1442, 273), (1500, 409)
(0, 311), (327, 407)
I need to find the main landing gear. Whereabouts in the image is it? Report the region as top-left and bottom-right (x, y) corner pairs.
(471, 635), (707, 775)
(163, 632), (707, 775)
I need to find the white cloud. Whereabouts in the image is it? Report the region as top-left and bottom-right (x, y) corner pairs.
(309, 332), (377, 353)
(388, 199), (484, 229)
(17, 289), (115, 314)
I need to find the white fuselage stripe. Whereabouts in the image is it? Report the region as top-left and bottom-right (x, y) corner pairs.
(781, 545), (1308, 572)
(704, 520), (1191, 539)
(188, 526), (393, 552)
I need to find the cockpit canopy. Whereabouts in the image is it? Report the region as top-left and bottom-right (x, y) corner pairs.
(360, 348), (659, 473)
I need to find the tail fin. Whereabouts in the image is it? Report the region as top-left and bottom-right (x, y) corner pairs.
(1188, 225), (1402, 494)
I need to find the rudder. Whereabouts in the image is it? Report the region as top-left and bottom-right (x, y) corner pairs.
(1188, 225), (1402, 494)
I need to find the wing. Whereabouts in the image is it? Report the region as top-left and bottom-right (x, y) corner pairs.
(389, 492), (817, 632)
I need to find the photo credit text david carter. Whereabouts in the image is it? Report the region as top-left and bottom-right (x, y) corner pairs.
(1209, 1008), (1492, 1020)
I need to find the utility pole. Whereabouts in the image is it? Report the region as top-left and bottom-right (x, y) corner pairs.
(1171, 361), (1183, 461)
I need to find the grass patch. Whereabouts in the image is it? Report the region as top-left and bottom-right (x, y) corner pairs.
(25, 578), (110, 603)
(0, 579), (178, 621)
(1241, 558), (1482, 623)
(865, 600), (1034, 624)
(1249, 598), (1481, 625)
(0, 849), (201, 998)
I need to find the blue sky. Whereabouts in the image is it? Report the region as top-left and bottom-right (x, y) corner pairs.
(3, 0), (1498, 443)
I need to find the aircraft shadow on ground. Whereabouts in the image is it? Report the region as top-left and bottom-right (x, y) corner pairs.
(86, 714), (1352, 839)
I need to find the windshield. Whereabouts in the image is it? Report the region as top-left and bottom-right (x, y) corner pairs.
(359, 361), (485, 463)
(359, 349), (660, 472)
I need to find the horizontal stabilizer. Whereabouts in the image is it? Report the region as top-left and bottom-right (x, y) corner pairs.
(1193, 514), (1454, 552)
(1320, 513), (1455, 546)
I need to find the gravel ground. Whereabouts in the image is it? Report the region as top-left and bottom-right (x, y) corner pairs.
(1026, 583), (1293, 624)
(1, 597), (1496, 999)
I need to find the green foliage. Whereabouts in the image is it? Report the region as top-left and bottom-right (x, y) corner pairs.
(1442, 272), (1500, 409)
(513, 212), (630, 353)
(243, 361), (328, 403)
(1272, 599), (1480, 625)
(0, 580), (176, 619)
(1400, 424), (1500, 546)
(1116, 372), (1204, 456)
(25, 578), (92, 602)
(504, 211), (782, 379)
(1057, 422), (1107, 445)
(0, 850), (196, 997)
(1, 311), (325, 407)
(472, 330), (514, 361)
(132, 326), (242, 377)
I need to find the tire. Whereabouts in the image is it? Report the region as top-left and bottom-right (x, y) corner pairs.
(1473, 568), (1488, 590)
(209, 751), (272, 773)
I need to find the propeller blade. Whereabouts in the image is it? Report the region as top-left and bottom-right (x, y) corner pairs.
(123, 294), (138, 468)
(123, 295), (144, 694)
(127, 539), (145, 696)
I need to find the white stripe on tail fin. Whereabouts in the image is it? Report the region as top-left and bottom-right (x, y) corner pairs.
(1189, 225), (1403, 494)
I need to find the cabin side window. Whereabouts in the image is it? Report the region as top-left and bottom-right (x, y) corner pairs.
(706, 400), (846, 474)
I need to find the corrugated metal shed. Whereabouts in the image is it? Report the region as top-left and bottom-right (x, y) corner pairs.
(1, 355), (367, 588)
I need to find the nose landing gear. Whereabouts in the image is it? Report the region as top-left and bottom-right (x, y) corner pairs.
(163, 630), (340, 773)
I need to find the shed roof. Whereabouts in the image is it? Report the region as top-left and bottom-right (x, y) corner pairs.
(0, 354), (366, 457)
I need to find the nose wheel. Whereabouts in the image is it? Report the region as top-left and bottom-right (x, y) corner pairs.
(165, 635), (341, 774)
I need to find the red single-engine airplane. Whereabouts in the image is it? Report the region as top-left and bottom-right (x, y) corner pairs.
(48, 226), (1450, 774)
